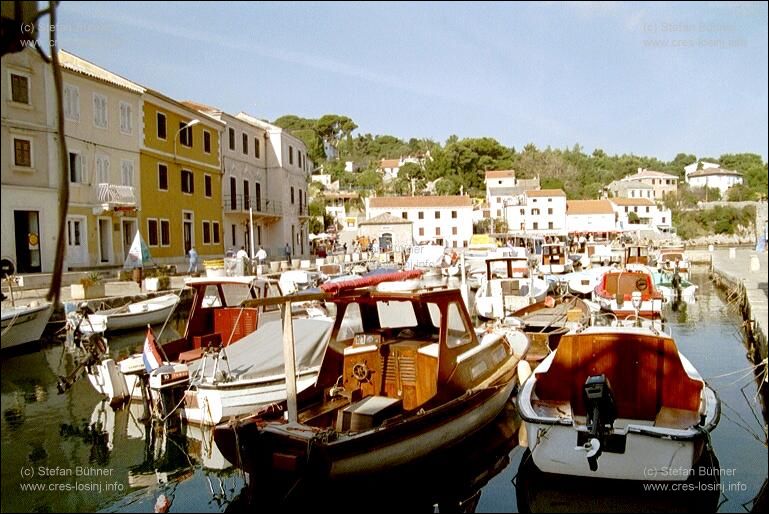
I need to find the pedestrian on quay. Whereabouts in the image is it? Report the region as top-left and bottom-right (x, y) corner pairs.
(188, 246), (199, 274)
(284, 242), (292, 266)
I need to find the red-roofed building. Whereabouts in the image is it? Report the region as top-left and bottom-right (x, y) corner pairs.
(566, 200), (616, 234)
(366, 195), (473, 248)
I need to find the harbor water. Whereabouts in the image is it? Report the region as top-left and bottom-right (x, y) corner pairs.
(1, 270), (766, 512)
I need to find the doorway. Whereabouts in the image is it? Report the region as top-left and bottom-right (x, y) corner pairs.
(13, 210), (42, 273)
(98, 218), (112, 263)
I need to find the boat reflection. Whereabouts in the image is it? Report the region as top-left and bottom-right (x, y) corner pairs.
(515, 448), (722, 513)
(228, 397), (522, 512)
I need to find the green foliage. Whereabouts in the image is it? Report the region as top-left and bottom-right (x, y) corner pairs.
(727, 184), (754, 202)
(673, 205), (756, 240)
(628, 212), (640, 224)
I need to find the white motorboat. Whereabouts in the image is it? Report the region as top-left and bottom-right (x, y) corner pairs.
(475, 257), (548, 320)
(1, 301), (53, 350)
(76, 293), (180, 334)
(566, 266), (613, 297)
(518, 323), (720, 480)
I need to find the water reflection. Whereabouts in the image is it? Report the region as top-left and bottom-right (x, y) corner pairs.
(515, 448), (722, 513)
(228, 399), (522, 512)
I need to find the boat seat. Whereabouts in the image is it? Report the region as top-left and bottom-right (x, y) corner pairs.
(535, 332), (703, 422)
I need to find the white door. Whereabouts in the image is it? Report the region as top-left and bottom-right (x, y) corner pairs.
(66, 216), (87, 265)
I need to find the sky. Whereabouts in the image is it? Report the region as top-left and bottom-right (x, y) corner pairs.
(50, 1), (768, 162)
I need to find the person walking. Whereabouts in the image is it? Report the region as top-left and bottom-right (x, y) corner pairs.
(236, 246), (249, 275)
(284, 242), (292, 266)
(255, 246), (267, 274)
(188, 247), (199, 274)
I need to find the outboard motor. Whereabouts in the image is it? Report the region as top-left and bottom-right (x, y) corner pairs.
(580, 374), (617, 471)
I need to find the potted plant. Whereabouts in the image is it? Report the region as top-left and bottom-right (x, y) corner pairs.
(71, 272), (105, 300)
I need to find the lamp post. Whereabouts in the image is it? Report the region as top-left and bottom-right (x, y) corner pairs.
(173, 119), (200, 161)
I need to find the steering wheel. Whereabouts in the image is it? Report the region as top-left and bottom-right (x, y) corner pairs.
(352, 362), (370, 382)
(635, 278), (648, 291)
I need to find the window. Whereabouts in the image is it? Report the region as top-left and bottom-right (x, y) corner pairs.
(289, 146), (293, 165)
(533, 222), (539, 230)
(435, 227), (441, 236)
(155, 164), (167, 191)
(178, 122), (192, 147)
(228, 128), (235, 150)
(119, 102), (132, 134)
(242, 133), (248, 155)
(121, 160), (134, 187)
(244, 180), (250, 209)
(497, 210), (502, 217)
(435, 211), (440, 219)
(93, 93), (107, 128)
(548, 198), (552, 202)
(63, 85), (79, 121)
(290, 186), (295, 204)
(452, 211), (457, 219)
(212, 221), (220, 244)
(230, 177), (237, 209)
(446, 303), (471, 349)
(13, 138), (32, 167)
(532, 208), (540, 215)
(254, 137), (260, 158)
(147, 219), (159, 246)
(645, 207), (650, 213)
(203, 221), (211, 244)
(203, 130), (211, 154)
(402, 212), (408, 219)
(10, 73), (29, 104)
(418, 211), (424, 220)
(181, 169), (194, 194)
(95, 154), (110, 184)
(157, 112), (167, 139)
(452, 227), (457, 235)
(548, 221), (554, 229)
(231, 224), (236, 246)
(419, 227), (424, 236)
(298, 151), (302, 169)
(255, 183), (261, 211)
(204, 174), (212, 198)
(548, 208), (553, 215)
(68, 152), (85, 183)
(160, 219), (170, 246)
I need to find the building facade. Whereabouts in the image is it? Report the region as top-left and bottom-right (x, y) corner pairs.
(1, 48), (59, 273)
(620, 168), (679, 200)
(140, 90), (225, 265)
(484, 169), (540, 220)
(366, 195), (474, 249)
(236, 113), (312, 259)
(610, 198), (672, 231)
(58, 50), (145, 269)
(505, 189), (568, 237)
(686, 168), (744, 195)
(565, 200), (617, 234)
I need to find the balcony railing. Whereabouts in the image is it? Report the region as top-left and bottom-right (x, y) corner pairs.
(224, 194), (283, 215)
(97, 183), (136, 205)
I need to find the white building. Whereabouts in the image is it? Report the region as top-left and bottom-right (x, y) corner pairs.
(235, 113), (313, 258)
(684, 160), (719, 179)
(366, 195), (474, 249)
(1, 48), (59, 273)
(357, 213), (413, 252)
(686, 167), (744, 195)
(505, 189), (568, 237)
(58, 50), (145, 269)
(377, 156), (424, 182)
(484, 169), (540, 219)
(566, 200), (617, 235)
(610, 198), (672, 231)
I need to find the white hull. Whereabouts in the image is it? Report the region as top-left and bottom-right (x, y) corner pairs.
(475, 278), (548, 319)
(539, 263), (571, 275)
(658, 283), (697, 301)
(80, 294), (179, 334)
(330, 375), (516, 478)
(1, 303), (52, 349)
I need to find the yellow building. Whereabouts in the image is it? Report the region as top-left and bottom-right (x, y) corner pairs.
(140, 89), (224, 264)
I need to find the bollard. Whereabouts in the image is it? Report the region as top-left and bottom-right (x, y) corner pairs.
(750, 254), (760, 271)
(708, 244), (714, 252)
(729, 247), (736, 259)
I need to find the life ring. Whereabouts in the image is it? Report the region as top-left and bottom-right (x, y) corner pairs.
(635, 278), (648, 291)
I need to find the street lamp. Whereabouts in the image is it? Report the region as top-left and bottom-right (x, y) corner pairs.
(174, 119), (200, 160)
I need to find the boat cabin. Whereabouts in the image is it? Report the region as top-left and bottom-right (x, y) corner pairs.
(542, 243), (567, 267)
(623, 245), (649, 266)
(162, 277), (272, 363)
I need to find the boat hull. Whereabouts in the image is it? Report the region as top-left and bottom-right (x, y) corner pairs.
(80, 294), (178, 334)
(1, 304), (52, 350)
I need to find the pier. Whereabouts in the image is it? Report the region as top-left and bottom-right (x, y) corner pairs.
(709, 247), (768, 361)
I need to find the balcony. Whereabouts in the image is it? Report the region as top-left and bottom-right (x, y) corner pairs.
(224, 194), (283, 217)
(92, 183), (136, 214)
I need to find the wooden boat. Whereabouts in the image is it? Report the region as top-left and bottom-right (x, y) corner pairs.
(593, 266), (664, 319)
(475, 257), (548, 319)
(77, 293), (180, 334)
(509, 295), (591, 362)
(517, 324), (720, 480)
(86, 277), (273, 404)
(213, 273), (529, 480)
(1, 301), (53, 350)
